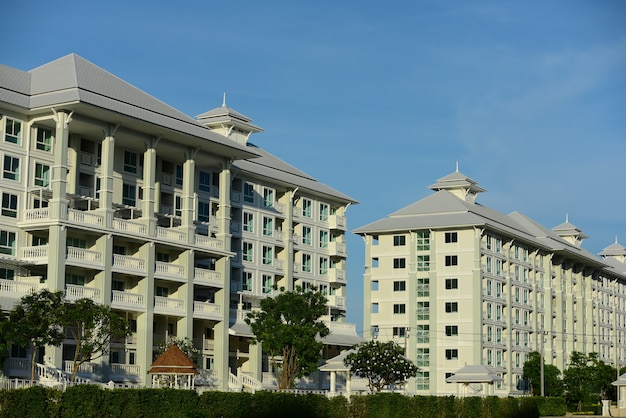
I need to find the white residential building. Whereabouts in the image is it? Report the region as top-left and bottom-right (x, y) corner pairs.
(0, 54), (360, 389)
(354, 169), (626, 396)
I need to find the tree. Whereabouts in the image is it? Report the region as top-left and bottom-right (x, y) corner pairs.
(563, 351), (616, 411)
(155, 336), (200, 364)
(0, 313), (10, 371)
(60, 298), (131, 381)
(245, 286), (329, 389)
(344, 340), (419, 393)
(7, 289), (65, 380)
(522, 351), (564, 396)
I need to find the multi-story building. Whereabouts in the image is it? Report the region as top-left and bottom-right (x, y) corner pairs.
(354, 169), (626, 396)
(0, 54), (360, 389)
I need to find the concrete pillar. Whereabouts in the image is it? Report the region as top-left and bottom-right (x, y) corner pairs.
(99, 125), (117, 227)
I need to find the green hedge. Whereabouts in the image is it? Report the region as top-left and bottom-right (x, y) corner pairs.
(0, 387), (566, 418)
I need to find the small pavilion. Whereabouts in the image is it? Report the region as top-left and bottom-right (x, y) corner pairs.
(445, 365), (503, 397)
(149, 344), (198, 389)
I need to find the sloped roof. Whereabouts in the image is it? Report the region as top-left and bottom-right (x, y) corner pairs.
(446, 365), (503, 383)
(319, 349), (355, 372)
(600, 240), (626, 257)
(429, 170), (486, 194)
(149, 344), (198, 375)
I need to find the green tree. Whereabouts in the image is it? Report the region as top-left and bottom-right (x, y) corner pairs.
(344, 340), (419, 393)
(7, 289), (65, 380)
(563, 351), (615, 411)
(0, 312), (10, 371)
(245, 286), (329, 389)
(60, 298), (131, 381)
(155, 336), (200, 364)
(522, 351), (564, 396)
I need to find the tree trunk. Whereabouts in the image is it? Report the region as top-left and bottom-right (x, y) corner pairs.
(30, 344), (38, 381)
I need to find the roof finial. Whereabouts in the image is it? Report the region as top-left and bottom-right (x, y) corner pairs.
(616, 235), (619, 244)
(222, 93), (227, 107)
(455, 161), (459, 172)
(565, 213), (569, 223)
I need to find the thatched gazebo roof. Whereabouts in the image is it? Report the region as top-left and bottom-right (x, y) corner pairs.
(149, 344), (198, 376)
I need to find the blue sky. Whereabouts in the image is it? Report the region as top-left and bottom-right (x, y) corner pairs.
(3, 1), (625, 333)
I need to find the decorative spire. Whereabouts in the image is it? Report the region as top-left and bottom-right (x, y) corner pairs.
(222, 92), (227, 107)
(565, 213), (569, 223)
(455, 161), (459, 172)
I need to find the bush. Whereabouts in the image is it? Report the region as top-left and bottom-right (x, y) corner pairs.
(535, 397), (567, 417)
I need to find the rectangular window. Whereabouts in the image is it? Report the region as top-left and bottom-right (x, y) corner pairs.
(417, 255), (430, 271)
(319, 257), (328, 275)
(319, 230), (329, 248)
(302, 198), (312, 218)
(262, 274), (273, 294)
(302, 253), (311, 273)
(416, 325), (429, 344)
(319, 203), (329, 221)
(175, 164), (183, 186)
(416, 231), (430, 251)
(445, 278), (458, 289)
(34, 163), (50, 187)
(243, 182), (254, 204)
(416, 348), (430, 367)
(122, 183), (136, 206)
(263, 188), (274, 208)
(112, 280), (125, 291)
(445, 325), (458, 336)
(371, 303), (379, 314)
(445, 232), (458, 243)
(242, 272), (253, 291)
(66, 274), (85, 286)
(416, 371), (430, 390)
(262, 217), (273, 236)
(262, 246), (273, 265)
(302, 226), (312, 245)
(0, 231), (16, 255)
(243, 242), (253, 262)
(393, 258), (406, 269)
(393, 235), (406, 246)
(4, 118), (21, 144)
(0, 268), (15, 280)
(243, 212), (254, 233)
(417, 301), (429, 321)
(445, 349), (459, 360)
(3, 155), (19, 181)
(197, 201), (210, 222)
(123, 151), (137, 173)
(445, 302), (458, 313)
(393, 304), (406, 314)
(371, 280), (379, 291)
(393, 281), (406, 292)
(156, 252), (170, 262)
(198, 171), (211, 192)
(445, 255), (458, 266)
(156, 286), (169, 297)
(393, 327), (406, 338)
(417, 278), (429, 297)
(1, 193), (17, 218)
(66, 237), (87, 248)
(36, 127), (52, 151)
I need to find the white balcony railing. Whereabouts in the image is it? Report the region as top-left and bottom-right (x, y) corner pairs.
(68, 209), (104, 227)
(21, 245), (48, 260)
(22, 208), (50, 221)
(0, 278), (36, 298)
(63, 361), (98, 375)
(194, 268), (223, 287)
(328, 295), (346, 308)
(111, 290), (144, 308)
(66, 247), (102, 265)
(154, 296), (184, 314)
(328, 268), (346, 283)
(328, 242), (347, 257)
(195, 235), (222, 249)
(66, 284), (101, 303)
(156, 227), (186, 242)
(155, 261), (185, 279)
(193, 301), (221, 319)
(328, 214), (347, 230)
(113, 254), (146, 272)
(112, 218), (148, 235)
(110, 364), (141, 377)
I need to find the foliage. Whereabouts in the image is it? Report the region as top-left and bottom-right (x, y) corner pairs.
(0, 313), (10, 371)
(155, 336), (200, 365)
(344, 340), (418, 393)
(535, 397), (568, 417)
(7, 289), (65, 380)
(522, 351), (564, 396)
(563, 351), (616, 410)
(245, 286), (329, 389)
(60, 298), (131, 381)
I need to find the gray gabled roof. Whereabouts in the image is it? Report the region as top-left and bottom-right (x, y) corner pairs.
(446, 365), (503, 383)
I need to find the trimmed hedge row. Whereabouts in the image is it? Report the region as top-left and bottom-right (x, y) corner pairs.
(0, 386), (567, 418)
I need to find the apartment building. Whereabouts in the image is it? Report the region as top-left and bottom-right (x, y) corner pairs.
(354, 169), (626, 396)
(0, 54), (359, 389)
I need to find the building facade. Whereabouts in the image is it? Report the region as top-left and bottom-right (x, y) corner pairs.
(0, 54), (360, 389)
(354, 169), (626, 396)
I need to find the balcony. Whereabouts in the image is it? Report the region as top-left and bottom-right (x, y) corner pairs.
(111, 290), (145, 310)
(328, 242), (347, 257)
(0, 279), (37, 306)
(21, 245), (49, 263)
(193, 301), (222, 320)
(328, 215), (347, 230)
(112, 254), (146, 274)
(112, 218), (148, 235)
(67, 209), (104, 227)
(193, 338), (215, 352)
(156, 226), (186, 243)
(63, 361), (99, 376)
(327, 295), (346, 309)
(154, 296), (185, 315)
(328, 268), (346, 284)
(66, 247), (103, 268)
(194, 267), (223, 287)
(109, 364), (142, 381)
(195, 234), (223, 250)
(66, 284), (101, 303)
(155, 261), (186, 281)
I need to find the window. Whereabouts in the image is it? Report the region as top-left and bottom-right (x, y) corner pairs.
(302, 253), (311, 273)
(3, 155), (19, 181)
(371, 280), (379, 291)
(416, 231), (430, 250)
(262, 246), (273, 265)
(486, 257), (492, 273)
(445, 302), (458, 313)
(175, 164), (183, 186)
(319, 203), (329, 221)
(416, 325), (429, 344)
(445, 278), (458, 289)
(112, 280), (125, 291)
(416, 371), (430, 390)
(445, 232), (458, 243)
(0, 230), (15, 255)
(319, 257), (328, 275)
(393, 327), (406, 338)
(445, 255), (458, 266)
(417, 255), (430, 271)
(113, 245), (126, 255)
(445, 325), (458, 336)
(393, 304), (406, 314)
(1, 193), (17, 218)
(416, 348), (430, 367)
(393, 235), (406, 246)
(263, 188), (274, 208)
(445, 349), (458, 360)
(243, 182), (254, 203)
(36, 127), (52, 151)
(123, 151), (137, 173)
(262, 274), (273, 293)
(242, 272), (253, 291)
(34, 163), (50, 187)
(393, 281), (406, 292)
(445, 372), (454, 382)
(417, 278), (429, 297)
(156, 252), (170, 262)
(417, 302), (429, 321)
(66, 274), (85, 286)
(4, 118), (21, 144)
(66, 237), (86, 249)
(393, 258), (406, 269)
(302, 226), (312, 245)
(122, 183), (136, 206)
(155, 286), (169, 297)
(371, 303), (379, 313)
(243, 212), (254, 233)
(262, 216), (273, 236)
(198, 171), (211, 192)
(243, 242), (253, 262)
(174, 195), (182, 217)
(197, 201), (209, 222)
(319, 230), (329, 248)
(0, 268), (14, 280)
(372, 257), (379, 268)
(302, 198), (312, 218)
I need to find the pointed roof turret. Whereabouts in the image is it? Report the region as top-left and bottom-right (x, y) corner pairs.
(196, 94), (263, 145)
(552, 214), (588, 247)
(599, 237), (626, 264)
(428, 164), (485, 203)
